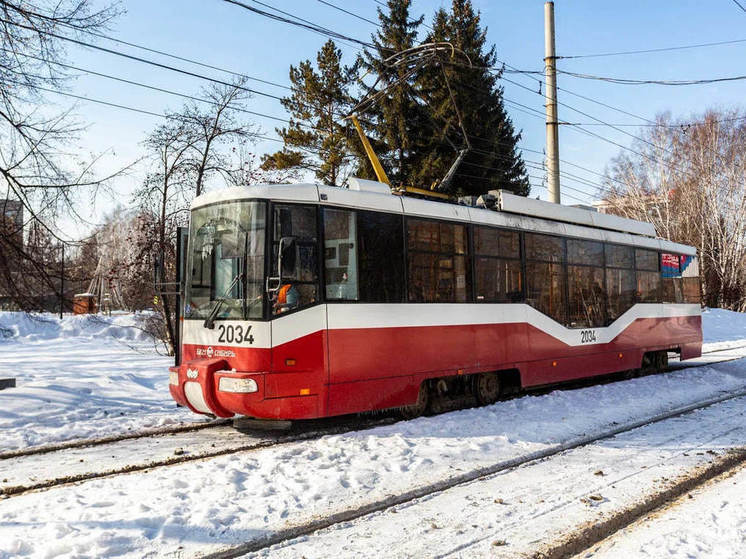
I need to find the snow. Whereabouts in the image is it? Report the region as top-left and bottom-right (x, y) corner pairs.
(0, 312), (200, 451)
(586, 464), (746, 559)
(0, 307), (745, 557)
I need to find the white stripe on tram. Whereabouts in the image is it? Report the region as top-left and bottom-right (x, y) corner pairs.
(183, 303), (699, 350)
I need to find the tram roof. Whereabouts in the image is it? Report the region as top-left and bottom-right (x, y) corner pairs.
(191, 182), (696, 256)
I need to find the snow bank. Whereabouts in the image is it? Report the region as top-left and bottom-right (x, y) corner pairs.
(701, 307), (746, 344)
(0, 311), (155, 343)
(0, 312), (198, 450)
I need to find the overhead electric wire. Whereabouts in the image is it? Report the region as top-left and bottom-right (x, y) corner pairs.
(0, 0), (292, 91)
(316, 0), (379, 26)
(8, 0), (623, 200)
(0, 17), (287, 101)
(10, 79), (323, 158)
(558, 36), (746, 59)
(558, 69), (746, 86)
(732, 0), (746, 13)
(222, 0), (375, 50)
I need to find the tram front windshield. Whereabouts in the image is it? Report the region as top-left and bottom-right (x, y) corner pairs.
(185, 201), (266, 321)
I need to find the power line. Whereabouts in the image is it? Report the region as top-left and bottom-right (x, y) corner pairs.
(316, 0), (379, 26)
(8, 0), (624, 198)
(732, 0), (746, 13)
(558, 36), (746, 59)
(17, 74), (606, 202)
(0, 17), (287, 101)
(222, 0), (375, 50)
(0, 0), (292, 92)
(558, 69), (746, 86)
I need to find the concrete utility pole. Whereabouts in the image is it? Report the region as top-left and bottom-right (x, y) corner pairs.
(544, 1), (561, 204)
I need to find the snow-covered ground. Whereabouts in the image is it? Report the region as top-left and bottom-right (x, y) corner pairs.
(584, 463), (746, 559)
(0, 312), (199, 451)
(0, 308), (745, 558)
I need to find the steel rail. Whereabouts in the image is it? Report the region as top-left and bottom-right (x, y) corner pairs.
(201, 389), (746, 559)
(1, 344), (742, 499)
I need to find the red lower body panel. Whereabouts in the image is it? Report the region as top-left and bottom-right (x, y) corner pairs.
(172, 314), (702, 420)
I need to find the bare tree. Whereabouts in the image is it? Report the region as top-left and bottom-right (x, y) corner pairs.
(0, 0), (121, 310)
(134, 120), (195, 354)
(602, 110), (746, 310)
(134, 82), (261, 353)
(175, 80), (259, 196)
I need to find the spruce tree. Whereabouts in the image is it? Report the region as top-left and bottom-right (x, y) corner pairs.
(261, 40), (357, 186)
(358, 0), (426, 186)
(416, 0), (529, 197)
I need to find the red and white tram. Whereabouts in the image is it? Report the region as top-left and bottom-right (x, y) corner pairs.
(168, 179), (702, 420)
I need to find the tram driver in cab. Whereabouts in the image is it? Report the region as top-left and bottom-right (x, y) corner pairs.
(273, 282), (300, 314)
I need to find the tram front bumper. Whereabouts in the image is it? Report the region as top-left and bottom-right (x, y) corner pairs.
(169, 358), (265, 418)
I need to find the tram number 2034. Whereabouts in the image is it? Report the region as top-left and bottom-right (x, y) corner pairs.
(217, 324), (254, 345)
(580, 329), (598, 344)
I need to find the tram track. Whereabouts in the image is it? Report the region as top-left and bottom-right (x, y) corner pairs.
(2, 343), (743, 500)
(201, 388), (746, 559)
(530, 449), (746, 559)
(4, 340), (740, 464)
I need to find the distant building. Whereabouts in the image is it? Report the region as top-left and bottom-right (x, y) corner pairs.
(1, 199), (23, 245)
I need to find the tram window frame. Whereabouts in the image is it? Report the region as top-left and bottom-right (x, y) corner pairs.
(269, 202), (321, 318)
(406, 217), (471, 303)
(473, 225), (523, 303)
(604, 243), (635, 323)
(634, 248), (661, 303)
(322, 208), (359, 302)
(357, 210), (405, 304)
(566, 239), (607, 328)
(524, 232), (567, 324)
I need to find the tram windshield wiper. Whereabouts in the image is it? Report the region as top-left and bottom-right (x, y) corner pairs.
(203, 272), (244, 330)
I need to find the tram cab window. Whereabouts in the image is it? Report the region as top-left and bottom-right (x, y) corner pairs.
(185, 201), (266, 321)
(525, 233), (566, 323)
(567, 239), (606, 328)
(271, 204), (318, 315)
(407, 219), (470, 303)
(323, 209), (358, 301)
(473, 226), (522, 303)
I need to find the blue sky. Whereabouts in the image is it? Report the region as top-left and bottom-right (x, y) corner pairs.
(56, 0), (746, 233)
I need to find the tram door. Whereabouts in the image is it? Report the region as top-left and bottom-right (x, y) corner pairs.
(268, 204), (328, 411)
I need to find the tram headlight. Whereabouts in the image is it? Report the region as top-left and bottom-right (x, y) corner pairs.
(218, 377), (258, 393)
(169, 371), (179, 386)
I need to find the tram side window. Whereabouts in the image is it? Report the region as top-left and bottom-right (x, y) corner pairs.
(635, 248), (660, 303)
(323, 209), (358, 301)
(407, 218), (470, 303)
(567, 239), (606, 327)
(661, 253), (684, 303)
(473, 226), (522, 303)
(680, 255), (701, 304)
(358, 210), (404, 303)
(525, 233), (566, 323)
(605, 244), (635, 322)
(271, 204), (319, 314)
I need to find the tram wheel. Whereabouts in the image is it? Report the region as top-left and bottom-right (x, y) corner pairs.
(401, 383), (429, 419)
(474, 372), (500, 406)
